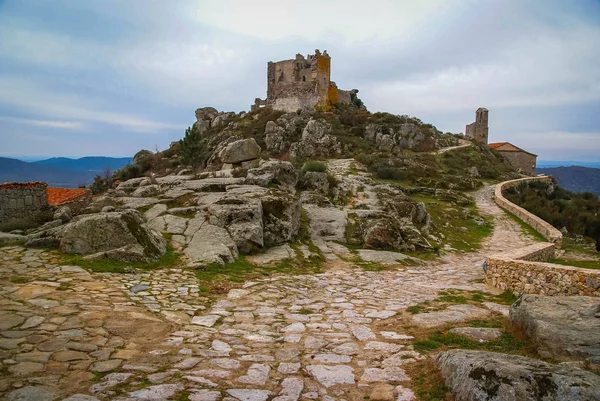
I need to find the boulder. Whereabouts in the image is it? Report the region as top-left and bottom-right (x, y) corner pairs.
(220, 138), (261, 164)
(246, 160), (299, 192)
(208, 195), (264, 253)
(184, 223), (238, 266)
(301, 172), (329, 194)
(510, 295), (600, 363)
(437, 349), (600, 401)
(132, 185), (160, 198)
(289, 119), (341, 159)
(264, 121), (288, 153)
(53, 206), (72, 223)
(260, 190), (302, 246)
(304, 205), (347, 242)
(59, 210), (166, 262)
(0, 232), (26, 247)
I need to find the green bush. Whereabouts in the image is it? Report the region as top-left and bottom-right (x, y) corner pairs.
(302, 161), (327, 173)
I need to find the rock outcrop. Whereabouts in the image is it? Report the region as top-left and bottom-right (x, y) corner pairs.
(59, 210), (167, 262)
(246, 160), (299, 193)
(220, 138), (261, 164)
(437, 349), (600, 401)
(290, 119), (341, 159)
(510, 295), (600, 364)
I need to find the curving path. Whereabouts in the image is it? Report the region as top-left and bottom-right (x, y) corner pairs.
(0, 184), (536, 401)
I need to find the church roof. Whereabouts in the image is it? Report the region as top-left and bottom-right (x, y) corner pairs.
(488, 142), (537, 157)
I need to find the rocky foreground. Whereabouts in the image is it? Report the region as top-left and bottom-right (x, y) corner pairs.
(2, 184), (599, 400)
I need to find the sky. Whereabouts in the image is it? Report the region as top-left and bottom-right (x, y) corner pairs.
(1, 0), (599, 161)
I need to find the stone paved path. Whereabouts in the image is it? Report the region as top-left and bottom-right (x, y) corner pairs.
(0, 185), (535, 401)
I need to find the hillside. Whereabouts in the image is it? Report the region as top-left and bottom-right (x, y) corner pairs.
(0, 156), (131, 187)
(537, 166), (600, 195)
(34, 156), (131, 171)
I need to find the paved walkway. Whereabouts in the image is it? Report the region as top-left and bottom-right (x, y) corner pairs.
(0, 185), (534, 401)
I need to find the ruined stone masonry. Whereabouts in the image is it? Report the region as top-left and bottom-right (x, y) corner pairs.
(253, 49), (357, 112)
(0, 182), (49, 224)
(465, 107), (489, 144)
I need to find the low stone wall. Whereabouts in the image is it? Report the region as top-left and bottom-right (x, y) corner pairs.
(486, 179), (598, 297)
(0, 182), (49, 224)
(494, 176), (563, 248)
(486, 255), (600, 297)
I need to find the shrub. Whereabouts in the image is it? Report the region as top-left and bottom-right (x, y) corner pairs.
(180, 124), (207, 171)
(302, 161), (327, 173)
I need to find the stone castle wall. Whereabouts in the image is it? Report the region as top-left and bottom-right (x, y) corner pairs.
(0, 182), (49, 224)
(494, 176), (562, 247)
(486, 243), (600, 297)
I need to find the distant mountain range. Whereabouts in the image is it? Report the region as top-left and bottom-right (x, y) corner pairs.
(537, 166), (600, 195)
(0, 156), (131, 188)
(537, 160), (600, 169)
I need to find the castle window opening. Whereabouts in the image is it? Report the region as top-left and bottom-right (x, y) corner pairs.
(302, 76), (306, 82)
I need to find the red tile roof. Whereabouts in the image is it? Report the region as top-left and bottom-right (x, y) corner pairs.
(488, 142), (508, 149)
(47, 187), (90, 206)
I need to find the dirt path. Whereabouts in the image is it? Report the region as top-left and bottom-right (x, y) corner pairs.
(0, 184), (534, 401)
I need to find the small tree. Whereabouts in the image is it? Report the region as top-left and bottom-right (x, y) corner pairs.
(180, 124), (206, 173)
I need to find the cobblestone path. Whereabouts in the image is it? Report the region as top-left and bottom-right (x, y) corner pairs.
(0, 185), (535, 401)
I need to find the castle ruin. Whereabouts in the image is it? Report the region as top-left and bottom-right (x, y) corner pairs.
(253, 50), (357, 113)
(465, 107), (489, 144)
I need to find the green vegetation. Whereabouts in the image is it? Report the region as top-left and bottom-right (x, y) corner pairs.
(196, 254), (323, 295)
(57, 245), (181, 273)
(301, 160), (327, 173)
(410, 194), (493, 253)
(412, 328), (527, 354)
(547, 259), (600, 270)
(407, 289), (518, 316)
(504, 209), (547, 242)
(405, 359), (450, 401)
(180, 124), (208, 172)
(9, 275), (32, 284)
(504, 180), (600, 246)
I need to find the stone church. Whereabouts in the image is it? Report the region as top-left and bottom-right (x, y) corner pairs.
(465, 108), (537, 175)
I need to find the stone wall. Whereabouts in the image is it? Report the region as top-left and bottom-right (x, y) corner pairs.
(494, 176), (562, 247)
(486, 243), (600, 297)
(485, 177), (599, 297)
(0, 182), (49, 224)
(497, 150), (536, 176)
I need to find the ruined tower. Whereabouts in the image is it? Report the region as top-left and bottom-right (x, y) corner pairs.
(465, 108), (489, 144)
(253, 50), (355, 113)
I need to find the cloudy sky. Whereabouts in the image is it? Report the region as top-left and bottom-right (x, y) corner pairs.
(1, 0), (599, 161)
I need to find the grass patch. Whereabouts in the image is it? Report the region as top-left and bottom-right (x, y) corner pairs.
(547, 258), (600, 270)
(503, 209), (547, 242)
(406, 304), (428, 314)
(57, 245), (181, 273)
(301, 160), (327, 173)
(406, 289), (518, 316)
(434, 294), (468, 304)
(413, 329), (527, 354)
(196, 254), (322, 295)
(9, 275), (32, 284)
(404, 359), (451, 401)
(410, 193), (493, 253)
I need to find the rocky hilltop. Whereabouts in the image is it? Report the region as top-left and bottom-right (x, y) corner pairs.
(2, 105), (518, 267)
